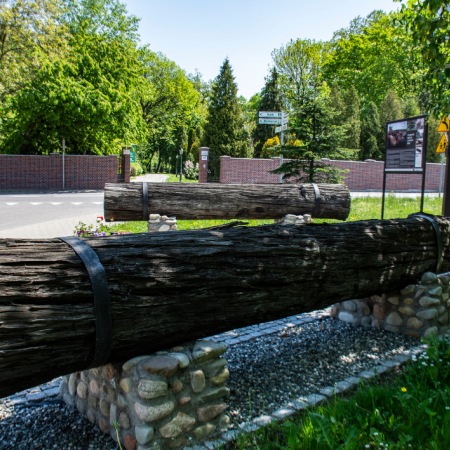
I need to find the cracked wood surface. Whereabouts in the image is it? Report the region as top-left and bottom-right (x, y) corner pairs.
(0, 215), (449, 397)
(103, 182), (351, 221)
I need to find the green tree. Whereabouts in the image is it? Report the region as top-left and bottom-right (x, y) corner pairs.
(272, 39), (326, 104)
(330, 86), (361, 152)
(0, 0), (67, 103)
(360, 102), (383, 160)
(272, 85), (350, 183)
(252, 68), (283, 158)
(1, 34), (145, 154)
(62, 0), (140, 45)
(324, 11), (425, 109)
(402, 95), (421, 118)
(395, 1), (450, 114)
(137, 48), (199, 172)
(379, 89), (403, 126)
(202, 58), (245, 157)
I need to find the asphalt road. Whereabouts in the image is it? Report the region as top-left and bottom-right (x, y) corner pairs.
(0, 191), (104, 232)
(0, 174), (168, 239)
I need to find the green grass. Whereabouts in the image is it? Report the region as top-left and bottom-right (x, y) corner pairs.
(161, 172), (198, 183)
(99, 194), (443, 234)
(229, 336), (450, 450)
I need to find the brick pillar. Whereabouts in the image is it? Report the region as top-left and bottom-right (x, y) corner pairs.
(199, 147), (209, 183)
(122, 146), (131, 183)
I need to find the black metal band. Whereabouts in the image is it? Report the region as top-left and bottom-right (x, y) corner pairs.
(143, 182), (149, 221)
(409, 213), (443, 274)
(60, 236), (112, 368)
(311, 183), (321, 218)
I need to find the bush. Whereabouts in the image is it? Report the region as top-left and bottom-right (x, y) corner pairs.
(130, 161), (144, 177)
(183, 160), (199, 180)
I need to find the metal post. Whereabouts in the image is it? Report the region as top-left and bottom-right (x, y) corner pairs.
(176, 155), (179, 176)
(420, 122), (429, 213)
(62, 138), (65, 190)
(439, 153), (445, 198)
(280, 113), (284, 183)
(179, 148), (183, 182)
(381, 171), (387, 220)
(443, 143), (450, 216)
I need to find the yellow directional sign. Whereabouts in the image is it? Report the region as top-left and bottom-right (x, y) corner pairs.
(436, 133), (448, 153)
(437, 115), (450, 132)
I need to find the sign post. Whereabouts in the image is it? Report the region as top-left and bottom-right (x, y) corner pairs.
(381, 115), (428, 219)
(436, 133), (448, 197)
(436, 115), (450, 214)
(258, 111), (288, 183)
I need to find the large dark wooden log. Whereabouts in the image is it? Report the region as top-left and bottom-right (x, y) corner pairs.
(1, 215), (449, 398)
(103, 182), (351, 221)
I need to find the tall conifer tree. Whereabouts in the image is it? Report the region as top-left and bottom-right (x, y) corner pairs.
(252, 68), (283, 158)
(202, 58), (245, 157)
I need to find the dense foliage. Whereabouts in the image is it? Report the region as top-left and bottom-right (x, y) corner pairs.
(1, 1), (448, 168)
(202, 58), (247, 157)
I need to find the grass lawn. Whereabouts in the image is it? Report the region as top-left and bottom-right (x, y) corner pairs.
(229, 336), (450, 450)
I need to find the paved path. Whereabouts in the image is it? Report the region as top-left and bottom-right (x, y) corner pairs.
(0, 174), (168, 239)
(132, 173), (168, 183)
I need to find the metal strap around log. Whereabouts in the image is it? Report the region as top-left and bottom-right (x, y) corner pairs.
(143, 182), (149, 221)
(59, 236), (112, 368)
(311, 183), (321, 218)
(409, 213), (443, 274)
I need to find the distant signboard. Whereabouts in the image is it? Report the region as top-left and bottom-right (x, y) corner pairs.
(259, 111), (282, 118)
(259, 118), (282, 125)
(385, 116), (427, 173)
(131, 144), (136, 163)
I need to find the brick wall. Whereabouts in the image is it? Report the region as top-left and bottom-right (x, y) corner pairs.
(0, 153), (119, 190)
(220, 156), (446, 192)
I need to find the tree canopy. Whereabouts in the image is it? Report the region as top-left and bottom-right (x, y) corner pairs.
(202, 58), (246, 157)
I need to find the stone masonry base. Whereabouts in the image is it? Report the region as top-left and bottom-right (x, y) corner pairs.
(148, 215), (177, 232)
(331, 272), (450, 338)
(59, 340), (230, 450)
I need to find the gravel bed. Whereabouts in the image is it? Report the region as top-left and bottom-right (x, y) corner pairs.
(224, 316), (418, 425)
(0, 315), (419, 449)
(0, 401), (119, 450)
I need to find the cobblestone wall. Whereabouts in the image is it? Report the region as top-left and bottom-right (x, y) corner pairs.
(60, 341), (231, 450)
(331, 272), (450, 338)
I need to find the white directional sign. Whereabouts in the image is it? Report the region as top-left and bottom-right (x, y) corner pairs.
(259, 111), (282, 118)
(275, 124), (288, 133)
(259, 118), (282, 125)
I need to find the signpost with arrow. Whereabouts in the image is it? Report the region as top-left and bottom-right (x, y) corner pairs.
(258, 111), (289, 182)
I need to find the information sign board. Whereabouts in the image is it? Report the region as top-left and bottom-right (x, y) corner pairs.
(385, 116), (427, 173)
(381, 115), (428, 219)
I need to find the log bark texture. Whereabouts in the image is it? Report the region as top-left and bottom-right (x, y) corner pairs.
(103, 182), (351, 221)
(1, 215), (449, 398)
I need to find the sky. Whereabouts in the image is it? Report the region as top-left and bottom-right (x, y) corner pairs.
(123, 0), (400, 100)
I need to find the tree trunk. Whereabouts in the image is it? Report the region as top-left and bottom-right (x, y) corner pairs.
(0, 215), (448, 398)
(103, 182), (351, 222)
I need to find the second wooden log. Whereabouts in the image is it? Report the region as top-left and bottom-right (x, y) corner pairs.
(104, 182), (351, 221)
